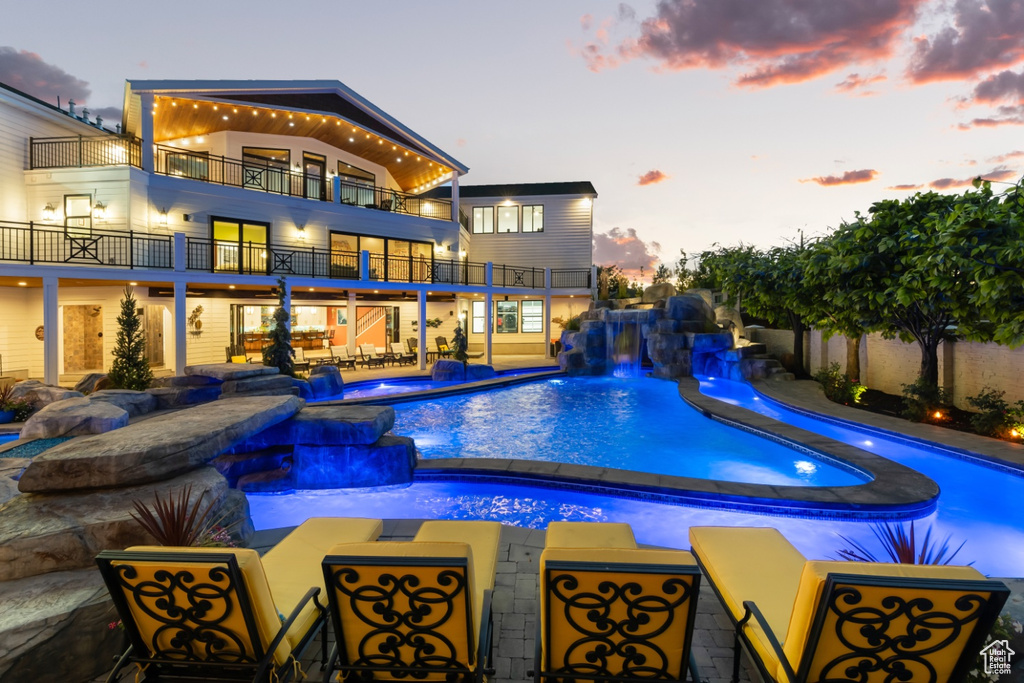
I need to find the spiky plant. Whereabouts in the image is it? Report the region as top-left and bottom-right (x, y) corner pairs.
(262, 276), (295, 376)
(452, 322), (469, 368)
(129, 485), (219, 547)
(107, 285), (153, 391)
(836, 521), (969, 565)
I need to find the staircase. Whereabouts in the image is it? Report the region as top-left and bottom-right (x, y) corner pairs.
(355, 306), (388, 346)
(734, 342), (795, 381)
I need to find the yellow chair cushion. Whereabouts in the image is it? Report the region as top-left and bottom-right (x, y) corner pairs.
(122, 546), (295, 668)
(231, 355), (248, 364)
(545, 521), (637, 549)
(439, 344), (449, 352)
(324, 540), (477, 680)
(688, 527), (807, 672)
(539, 547), (698, 680)
(261, 517), (383, 653)
(783, 560), (992, 682)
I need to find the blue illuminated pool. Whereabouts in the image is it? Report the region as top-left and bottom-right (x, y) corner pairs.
(337, 369), (548, 400)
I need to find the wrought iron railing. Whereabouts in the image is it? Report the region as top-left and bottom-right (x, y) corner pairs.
(185, 237), (361, 279)
(551, 268), (592, 289)
(0, 220), (171, 268)
(493, 264), (544, 288)
(30, 135), (142, 169)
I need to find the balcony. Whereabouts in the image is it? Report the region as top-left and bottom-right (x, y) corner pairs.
(30, 135), (142, 169)
(0, 220), (171, 269)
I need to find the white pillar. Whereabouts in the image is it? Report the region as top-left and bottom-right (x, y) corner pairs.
(360, 250), (371, 281)
(418, 290), (428, 371)
(544, 269), (552, 360)
(347, 291), (357, 352)
(485, 292), (493, 366)
(173, 232), (186, 272)
(174, 281), (187, 375)
(43, 276), (59, 385)
(140, 93), (154, 172)
(282, 280), (292, 335)
(451, 172), (460, 226)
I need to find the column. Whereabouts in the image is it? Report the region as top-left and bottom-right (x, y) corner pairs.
(418, 290), (428, 371)
(140, 93), (155, 172)
(347, 291), (357, 353)
(42, 276), (59, 385)
(174, 281), (187, 375)
(282, 280), (292, 334)
(485, 292), (493, 366)
(451, 172), (460, 226)
(173, 232), (186, 272)
(544, 268), (552, 360)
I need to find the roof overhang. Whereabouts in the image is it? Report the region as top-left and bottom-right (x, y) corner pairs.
(123, 80), (468, 192)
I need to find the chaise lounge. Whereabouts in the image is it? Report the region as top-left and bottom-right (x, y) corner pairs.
(689, 526), (1010, 683)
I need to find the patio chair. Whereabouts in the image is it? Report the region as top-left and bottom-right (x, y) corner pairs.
(357, 343), (386, 369)
(293, 347), (311, 374)
(390, 341), (416, 365)
(532, 522), (706, 683)
(95, 517), (384, 683)
(322, 520), (501, 683)
(436, 336), (453, 358)
(688, 526), (1010, 683)
(330, 345), (357, 370)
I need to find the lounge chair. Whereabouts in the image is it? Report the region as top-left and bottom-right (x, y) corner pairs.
(226, 344), (252, 363)
(330, 345), (357, 370)
(436, 336), (453, 358)
(533, 522), (706, 683)
(357, 343), (386, 369)
(390, 341), (416, 365)
(96, 517), (383, 683)
(293, 347), (311, 374)
(688, 526), (1010, 683)
(321, 520), (501, 683)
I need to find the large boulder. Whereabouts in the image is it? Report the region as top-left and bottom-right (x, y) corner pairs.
(290, 378), (315, 400)
(0, 467), (231, 581)
(146, 385), (223, 408)
(642, 282), (677, 303)
(431, 361), (497, 382)
(288, 436), (417, 489)
(87, 389), (158, 417)
(307, 365), (344, 399)
(219, 374), (296, 397)
(237, 405), (395, 448)
(17, 395), (304, 493)
(9, 381), (83, 411)
(19, 398), (128, 440)
(184, 363), (278, 381)
(150, 374), (222, 388)
(665, 295), (717, 330)
(687, 331), (734, 353)
(72, 373), (110, 394)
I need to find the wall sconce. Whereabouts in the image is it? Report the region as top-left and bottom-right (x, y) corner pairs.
(458, 250), (467, 259)
(158, 208), (168, 227)
(296, 224), (307, 240)
(581, 197), (592, 208)
(434, 245), (446, 254)
(92, 201), (106, 221)
(42, 203), (56, 221)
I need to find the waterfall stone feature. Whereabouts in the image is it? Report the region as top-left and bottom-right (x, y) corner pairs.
(558, 292), (790, 381)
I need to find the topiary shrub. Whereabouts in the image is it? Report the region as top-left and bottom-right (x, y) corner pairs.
(812, 363), (866, 405)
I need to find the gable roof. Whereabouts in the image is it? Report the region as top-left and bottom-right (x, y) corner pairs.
(426, 181), (597, 199)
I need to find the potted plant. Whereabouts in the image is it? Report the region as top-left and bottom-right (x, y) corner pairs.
(0, 384), (32, 424)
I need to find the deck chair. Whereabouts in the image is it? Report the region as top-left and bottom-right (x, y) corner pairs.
(226, 344), (252, 363)
(293, 347), (311, 374)
(390, 341), (416, 365)
(436, 336), (453, 358)
(330, 345), (357, 370)
(358, 343), (386, 369)
(322, 520), (501, 683)
(689, 527), (1010, 683)
(97, 517), (382, 683)
(533, 522), (706, 683)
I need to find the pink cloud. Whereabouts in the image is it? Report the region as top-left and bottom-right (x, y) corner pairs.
(990, 150), (1024, 162)
(956, 104), (1024, 128)
(581, 14), (594, 31)
(971, 68), (1024, 104)
(887, 183), (924, 190)
(0, 46), (91, 104)
(834, 72), (887, 94)
(578, 0), (923, 88)
(637, 169), (670, 186)
(909, 0), (1024, 83)
(800, 169), (879, 186)
(928, 165), (1018, 188)
(593, 227), (662, 275)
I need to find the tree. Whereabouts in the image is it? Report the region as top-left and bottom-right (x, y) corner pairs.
(674, 250), (717, 291)
(700, 243), (811, 376)
(108, 285), (153, 391)
(262, 276), (295, 376)
(651, 263), (673, 285)
(452, 323), (469, 367)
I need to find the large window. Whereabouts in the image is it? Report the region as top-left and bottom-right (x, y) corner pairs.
(242, 147), (290, 194)
(167, 150), (209, 180)
(472, 207), (494, 234)
(338, 162), (376, 206)
(211, 217), (269, 274)
(497, 205), (518, 233)
(522, 300), (544, 333)
(471, 300), (486, 334)
(496, 301), (518, 333)
(522, 205), (544, 233)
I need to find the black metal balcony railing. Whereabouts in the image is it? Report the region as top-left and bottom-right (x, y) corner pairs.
(551, 268), (592, 289)
(0, 220), (172, 268)
(30, 135), (142, 169)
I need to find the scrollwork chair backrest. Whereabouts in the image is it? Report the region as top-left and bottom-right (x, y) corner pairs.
(323, 541), (477, 681)
(783, 562), (1010, 683)
(539, 547), (702, 683)
(96, 547), (293, 671)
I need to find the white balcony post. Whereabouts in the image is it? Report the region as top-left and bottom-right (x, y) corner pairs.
(485, 262), (493, 287)
(173, 232), (186, 272)
(360, 250), (371, 281)
(140, 93), (154, 172)
(42, 276), (59, 385)
(451, 172), (460, 226)
(347, 291), (357, 352)
(545, 268), (552, 359)
(282, 280), (292, 335)
(333, 175), (341, 204)
(418, 290), (428, 371)
(485, 292), (493, 365)
(174, 281), (187, 375)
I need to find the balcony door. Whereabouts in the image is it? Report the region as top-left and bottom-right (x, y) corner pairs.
(303, 153), (326, 201)
(211, 218), (269, 274)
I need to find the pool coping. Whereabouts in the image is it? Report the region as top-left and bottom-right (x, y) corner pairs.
(415, 376), (941, 520)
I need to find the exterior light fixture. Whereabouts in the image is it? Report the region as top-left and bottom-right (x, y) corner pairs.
(296, 224), (307, 239)
(42, 203), (56, 221)
(458, 250), (467, 258)
(92, 201), (106, 221)
(229, 285), (235, 289)
(17, 281), (27, 286)
(581, 197), (592, 207)
(158, 209), (168, 227)
(129, 281), (138, 286)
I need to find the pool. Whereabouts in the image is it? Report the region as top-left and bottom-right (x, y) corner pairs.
(396, 376), (865, 487)
(336, 368), (551, 400)
(248, 376), (1024, 577)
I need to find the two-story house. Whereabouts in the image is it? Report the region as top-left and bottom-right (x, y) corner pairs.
(0, 79), (596, 383)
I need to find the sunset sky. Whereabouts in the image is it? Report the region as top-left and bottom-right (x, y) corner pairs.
(3, 0), (1023, 279)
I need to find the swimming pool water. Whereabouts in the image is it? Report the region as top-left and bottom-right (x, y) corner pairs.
(336, 369), (548, 400)
(395, 376), (865, 487)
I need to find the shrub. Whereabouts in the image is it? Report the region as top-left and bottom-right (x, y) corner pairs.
(0, 385), (32, 422)
(965, 387), (1024, 439)
(812, 363), (866, 405)
(835, 521), (968, 565)
(901, 377), (949, 422)
(552, 315), (581, 331)
(130, 484), (219, 547)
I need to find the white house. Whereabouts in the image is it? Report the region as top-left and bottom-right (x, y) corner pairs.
(0, 79), (596, 383)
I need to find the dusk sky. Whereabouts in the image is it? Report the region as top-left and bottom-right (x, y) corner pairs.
(3, 0), (1024, 279)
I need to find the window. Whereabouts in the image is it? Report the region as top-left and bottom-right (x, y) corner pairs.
(64, 194), (92, 235)
(167, 150), (209, 180)
(496, 301), (518, 333)
(242, 148), (290, 194)
(472, 301), (485, 334)
(522, 205), (544, 233)
(497, 205), (518, 233)
(338, 161), (375, 185)
(472, 206), (493, 234)
(211, 217), (269, 274)
(522, 300), (544, 333)
(338, 162), (376, 206)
